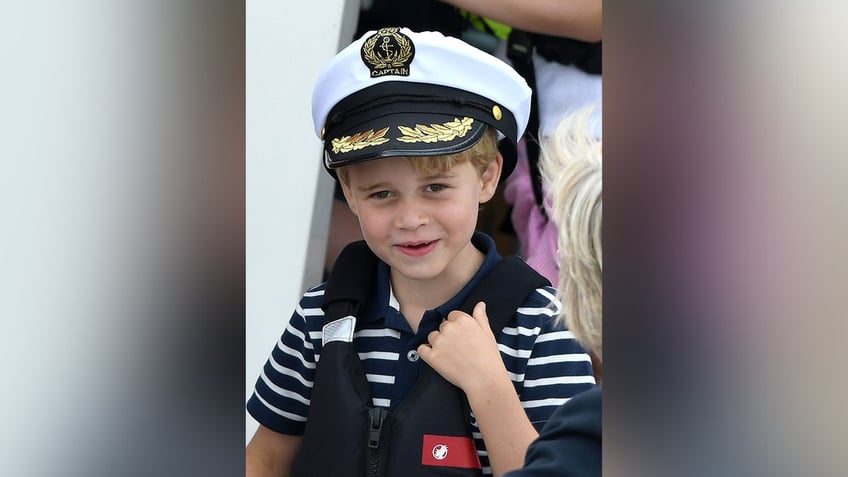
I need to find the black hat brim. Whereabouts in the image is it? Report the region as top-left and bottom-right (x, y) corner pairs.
(322, 82), (518, 181)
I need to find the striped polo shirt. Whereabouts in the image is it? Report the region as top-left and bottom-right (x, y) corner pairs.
(247, 233), (596, 474)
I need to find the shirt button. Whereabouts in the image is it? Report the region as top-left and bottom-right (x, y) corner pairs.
(407, 350), (419, 362)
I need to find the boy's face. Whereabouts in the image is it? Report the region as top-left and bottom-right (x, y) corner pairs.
(340, 155), (501, 283)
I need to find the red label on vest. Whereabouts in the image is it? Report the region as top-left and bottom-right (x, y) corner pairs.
(421, 435), (481, 469)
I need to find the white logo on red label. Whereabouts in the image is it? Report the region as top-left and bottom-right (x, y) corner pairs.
(432, 444), (448, 460)
(422, 434), (480, 469)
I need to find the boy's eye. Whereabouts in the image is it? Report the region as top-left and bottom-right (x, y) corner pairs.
(370, 190), (391, 199)
(424, 183), (447, 193)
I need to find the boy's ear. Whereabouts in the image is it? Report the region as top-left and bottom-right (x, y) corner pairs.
(479, 153), (503, 203)
(339, 180), (359, 216)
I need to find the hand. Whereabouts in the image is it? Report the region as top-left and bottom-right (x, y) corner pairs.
(417, 301), (508, 393)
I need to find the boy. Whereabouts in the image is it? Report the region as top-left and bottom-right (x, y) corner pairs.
(246, 27), (595, 477)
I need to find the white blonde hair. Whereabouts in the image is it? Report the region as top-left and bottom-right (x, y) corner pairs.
(540, 108), (602, 360)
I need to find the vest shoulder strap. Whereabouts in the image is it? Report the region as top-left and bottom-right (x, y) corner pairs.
(322, 240), (378, 325)
(458, 255), (550, 334)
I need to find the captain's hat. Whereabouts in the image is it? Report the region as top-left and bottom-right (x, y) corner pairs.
(312, 27), (531, 181)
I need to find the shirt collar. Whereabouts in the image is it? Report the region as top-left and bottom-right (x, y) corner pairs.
(361, 232), (502, 325)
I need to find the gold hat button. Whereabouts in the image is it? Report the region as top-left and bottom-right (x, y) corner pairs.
(492, 105), (502, 121)
(321, 127), (326, 139)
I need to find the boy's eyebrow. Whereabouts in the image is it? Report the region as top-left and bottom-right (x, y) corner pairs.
(356, 182), (391, 192)
(420, 171), (455, 181)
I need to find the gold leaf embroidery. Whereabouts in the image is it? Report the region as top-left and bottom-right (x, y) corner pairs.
(396, 117), (474, 144)
(331, 127), (390, 153)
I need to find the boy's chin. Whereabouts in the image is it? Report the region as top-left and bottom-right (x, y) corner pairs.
(386, 260), (446, 283)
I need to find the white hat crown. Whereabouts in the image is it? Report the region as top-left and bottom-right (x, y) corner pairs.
(312, 28), (531, 141)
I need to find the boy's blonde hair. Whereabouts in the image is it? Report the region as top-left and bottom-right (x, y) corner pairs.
(540, 108), (602, 360)
(336, 128), (500, 186)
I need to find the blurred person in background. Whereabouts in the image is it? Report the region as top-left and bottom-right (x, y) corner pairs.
(505, 108), (602, 477)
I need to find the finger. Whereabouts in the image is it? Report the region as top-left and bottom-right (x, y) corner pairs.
(446, 309), (470, 322)
(417, 343), (433, 362)
(472, 301), (490, 328)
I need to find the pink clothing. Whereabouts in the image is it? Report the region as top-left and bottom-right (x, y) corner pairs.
(504, 142), (560, 285)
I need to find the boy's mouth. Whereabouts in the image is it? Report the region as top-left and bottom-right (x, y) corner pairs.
(395, 240), (439, 257)
(399, 241), (433, 250)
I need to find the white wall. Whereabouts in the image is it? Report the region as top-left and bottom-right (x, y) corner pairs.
(246, 0), (361, 443)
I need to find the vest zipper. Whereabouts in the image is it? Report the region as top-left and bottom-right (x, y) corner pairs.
(367, 407), (389, 477)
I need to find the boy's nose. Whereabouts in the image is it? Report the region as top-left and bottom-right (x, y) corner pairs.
(394, 199), (428, 230)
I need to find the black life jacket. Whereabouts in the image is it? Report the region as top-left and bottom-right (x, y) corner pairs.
(291, 240), (550, 477)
